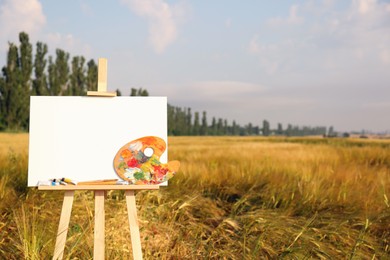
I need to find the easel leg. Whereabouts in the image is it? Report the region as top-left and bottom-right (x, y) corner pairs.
(125, 190), (143, 260)
(94, 190), (105, 260)
(53, 190), (75, 260)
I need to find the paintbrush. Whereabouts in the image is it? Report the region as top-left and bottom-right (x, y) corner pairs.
(77, 179), (119, 185)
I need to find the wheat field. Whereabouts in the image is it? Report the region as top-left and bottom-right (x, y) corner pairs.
(0, 133), (389, 259)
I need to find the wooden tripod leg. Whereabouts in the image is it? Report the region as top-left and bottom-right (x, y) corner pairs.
(125, 190), (143, 260)
(94, 190), (105, 260)
(53, 190), (75, 260)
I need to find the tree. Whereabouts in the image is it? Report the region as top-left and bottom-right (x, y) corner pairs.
(262, 120), (270, 136)
(200, 111), (208, 135)
(328, 126), (334, 137)
(211, 117), (217, 135)
(186, 108), (192, 135)
(167, 104), (175, 135)
(32, 42), (48, 95)
(130, 88), (148, 96)
(232, 120), (239, 135)
(0, 32), (33, 130)
(0, 77), (4, 129)
(217, 118), (223, 135)
(246, 123), (253, 135)
(17, 32), (33, 129)
(286, 124), (292, 136)
(175, 107), (187, 135)
(47, 56), (56, 95)
(0, 43), (19, 129)
(19, 32), (33, 86)
(48, 49), (70, 95)
(86, 59), (97, 91)
(223, 119), (229, 135)
(69, 56), (86, 95)
(193, 111), (200, 135)
(277, 123), (283, 135)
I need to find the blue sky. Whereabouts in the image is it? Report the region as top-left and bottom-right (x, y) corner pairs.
(1, 0), (389, 132)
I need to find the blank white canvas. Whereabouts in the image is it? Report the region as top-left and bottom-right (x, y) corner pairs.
(28, 96), (167, 186)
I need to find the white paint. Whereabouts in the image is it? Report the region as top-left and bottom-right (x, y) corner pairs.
(28, 96), (167, 186)
(143, 147), (154, 157)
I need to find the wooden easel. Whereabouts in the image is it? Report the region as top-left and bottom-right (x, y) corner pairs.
(39, 185), (158, 260)
(39, 58), (159, 260)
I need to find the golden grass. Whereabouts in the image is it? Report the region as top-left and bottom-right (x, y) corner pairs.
(0, 133), (29, 155)
(0, 134), (389, 259)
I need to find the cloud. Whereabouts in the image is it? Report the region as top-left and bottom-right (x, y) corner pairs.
(46, 33), (76, 48)
(354, 0), (376, 14)
(248, 0), (390, 75)
(267, 4), (304, 27)
(159, 80), (264, 102)
(0, 0), (45, 50)
(245, 1), (390, 131)
(248, 36), (280, 74)
(0, 0), (92, 60)
(363, 101), (390, 110)
(153, 80), (267, 109)
(190, 81), (265, 100)
(381, 49), (390, 64)
(80, 2), (94, 16)
(121, 0), (185, 53)
(225, 18), (232, 28)
(44, 32), (92, 57)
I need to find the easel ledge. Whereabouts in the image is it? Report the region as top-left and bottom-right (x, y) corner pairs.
(38, 185), (160, 191)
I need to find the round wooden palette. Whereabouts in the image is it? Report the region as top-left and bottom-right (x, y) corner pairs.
(113, 136), (180, 184)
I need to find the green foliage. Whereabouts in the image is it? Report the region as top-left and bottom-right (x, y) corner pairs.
(193, 111), (200, 135)
(0, 33), (32, 131)
(167, 104), (329, 137)
(48, 49), (69, 96)
(200, 111), (208, 135)
(32, 42), (49, 96)
(263, 119), (270, 136)
(69, 56), (86, 96)
(130, 87), (149, 96)
(86, 59), (97, 92)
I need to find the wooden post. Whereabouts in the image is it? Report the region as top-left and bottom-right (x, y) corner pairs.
(86, 58), (117, 97)
(94, 191), (105, 259)
(53, 190), (75, 260)
(126, 190), (143, 260)
(97, 58), (108, 92)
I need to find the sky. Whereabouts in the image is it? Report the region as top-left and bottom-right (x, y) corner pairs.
(0, 0), (389, 133)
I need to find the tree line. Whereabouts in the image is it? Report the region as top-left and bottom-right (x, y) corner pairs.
(0, 32), (332, 136)
(167, 105), (330, 136)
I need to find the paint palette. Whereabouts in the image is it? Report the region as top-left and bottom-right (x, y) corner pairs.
(113, 136), (180, 184)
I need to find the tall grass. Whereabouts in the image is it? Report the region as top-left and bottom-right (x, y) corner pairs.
(0, 134), (389, 259)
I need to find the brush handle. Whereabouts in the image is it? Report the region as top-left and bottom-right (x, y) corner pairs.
(77, 179), (118, 185)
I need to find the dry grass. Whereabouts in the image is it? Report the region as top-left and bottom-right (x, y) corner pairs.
(0, 133), (29, 155)
(0, 134), (389, 259)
